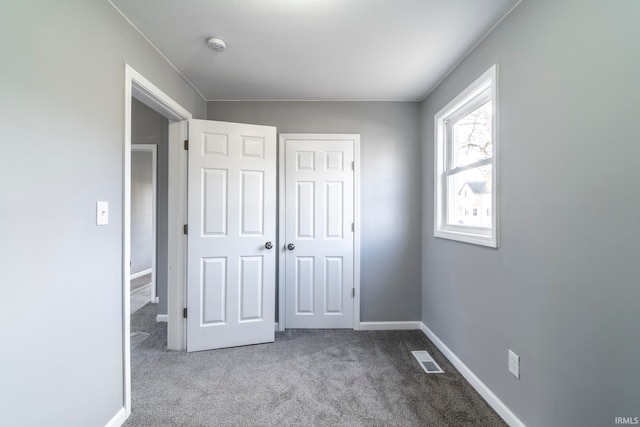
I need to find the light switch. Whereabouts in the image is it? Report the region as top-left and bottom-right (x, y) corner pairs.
(97, 201), (109, 225)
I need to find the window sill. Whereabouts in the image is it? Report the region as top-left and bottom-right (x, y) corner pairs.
(434, 227), (497, 248)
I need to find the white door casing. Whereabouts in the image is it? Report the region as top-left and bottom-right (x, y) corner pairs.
(280, 134), (360, 329)
(187, 119), (277, 352)
(125, 64), (193, 417)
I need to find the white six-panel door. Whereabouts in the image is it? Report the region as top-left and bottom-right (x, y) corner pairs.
(187, 119), (276, 352)
(282, 135), (357, 329)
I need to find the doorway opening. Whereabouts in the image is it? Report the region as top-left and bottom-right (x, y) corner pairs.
(130, 143), (157, 315)
(123, 64), (192, 416)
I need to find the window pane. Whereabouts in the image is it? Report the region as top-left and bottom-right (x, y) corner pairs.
(447, 165), (492, 228)
(453, 100), (492, 168)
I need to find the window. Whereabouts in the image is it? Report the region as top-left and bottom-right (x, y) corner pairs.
(434, 65), (498, 247)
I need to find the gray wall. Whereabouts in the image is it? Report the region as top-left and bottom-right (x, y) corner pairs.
(0, 1), (205, 426)
(420, 1), (640, 426)
(132, 98), (170, 314)
(208, 101), (422, 322)
(131, 150), (153, 274)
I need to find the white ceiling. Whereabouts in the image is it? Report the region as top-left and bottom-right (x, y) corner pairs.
(110, 0), (520, 101)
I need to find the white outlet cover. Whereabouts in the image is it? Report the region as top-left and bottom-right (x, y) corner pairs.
(96, 201), (109, 225)
(508, 349), (520, 379)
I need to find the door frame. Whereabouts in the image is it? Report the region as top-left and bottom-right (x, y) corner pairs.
(277, 133), (361, 332)
(131, 144), (158, 303)
(123, 64), (192, 416)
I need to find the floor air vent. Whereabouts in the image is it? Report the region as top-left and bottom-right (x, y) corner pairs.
(412, 350), (444, 373)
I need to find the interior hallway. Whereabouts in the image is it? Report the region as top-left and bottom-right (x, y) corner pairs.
(131, 273), (153, 349)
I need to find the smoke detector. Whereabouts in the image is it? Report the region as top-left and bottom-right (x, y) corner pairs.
(206, 37), (227, 53)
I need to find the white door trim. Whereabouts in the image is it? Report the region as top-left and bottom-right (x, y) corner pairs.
(277, 134), (361, 331)
(131, 144), (158, 303)
(123, 64), (192, 418)
(166, 120), (188, 351)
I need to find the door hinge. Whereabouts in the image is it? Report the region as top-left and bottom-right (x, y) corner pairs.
(352, 161), (355, 171)
(351, 223), (355, 232)
(183, 224), (188, 235)
(183, 308), (188, 318)
(352, 288), (356, 298)
(184, 140), (189, 150)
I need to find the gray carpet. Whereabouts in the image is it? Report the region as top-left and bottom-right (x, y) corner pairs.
(126, 303), (506, 427)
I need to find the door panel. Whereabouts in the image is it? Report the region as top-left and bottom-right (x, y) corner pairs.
(240, 170), (264, 235)
(324, 256), (343, 313)
(187, 119), (276, 352)
(239, 256), (263, 321)
(296, 257), (314, 314)
(325, 182), (344, 239)
(202, 169), (227, 235)
(297, 182), (315, 239)
(284, 136), (355, 329)
(202, 257), (226, 324)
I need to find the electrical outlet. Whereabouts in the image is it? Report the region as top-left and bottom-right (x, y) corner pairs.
(508, 350), (520, 379)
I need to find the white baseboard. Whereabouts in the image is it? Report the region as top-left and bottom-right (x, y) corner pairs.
(274, 322), (279, 331)
(130, 268), (152, 280)
(359, 321), (422, 330)
(104, 407), (126, 427)
(153, 297), (160, 304)
(156, 314), (168, 323)
(419, 323), (525, 427)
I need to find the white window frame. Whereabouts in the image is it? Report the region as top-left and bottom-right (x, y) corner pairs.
(434, 65), (498, 248)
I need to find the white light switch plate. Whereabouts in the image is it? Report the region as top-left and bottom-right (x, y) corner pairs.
(508, 349), (520, 379)
(96, 201), (109, 225)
